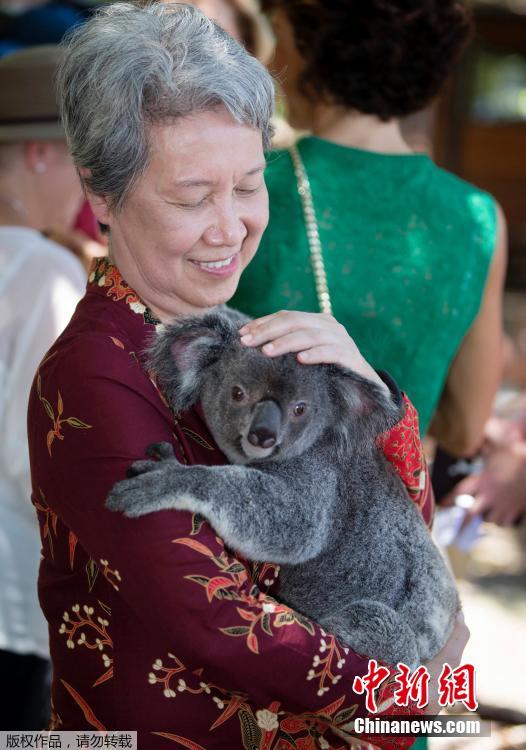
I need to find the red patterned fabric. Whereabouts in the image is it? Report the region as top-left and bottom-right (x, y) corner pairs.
(377, 396), (434, 524)
(28, 258), (433, 749)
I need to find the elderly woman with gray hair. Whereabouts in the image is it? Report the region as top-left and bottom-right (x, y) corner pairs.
(27, 3), (467, 745)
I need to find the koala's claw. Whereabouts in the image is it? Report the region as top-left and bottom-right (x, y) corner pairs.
(126, 459), (158, 478)
(146, 442), (175, 460)
(106, 473), (164, 518)
(125, 443), (175, 478)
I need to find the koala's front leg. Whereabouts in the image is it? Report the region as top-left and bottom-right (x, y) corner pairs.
(107, 448), (336, 565)
(106, 448), (188, 518)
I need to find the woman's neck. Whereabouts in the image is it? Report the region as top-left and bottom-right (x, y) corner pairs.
(0, 193), (30, 227)
(0, 172), (35, 228)
(309, 106), (412, 154)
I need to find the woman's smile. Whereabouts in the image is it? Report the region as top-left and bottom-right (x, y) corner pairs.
(189, 252), (240, 276)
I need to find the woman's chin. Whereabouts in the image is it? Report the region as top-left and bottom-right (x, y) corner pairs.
(200, 276), (244, 309)
(200, 285), (240, 311)
(184, 258), (244, 308)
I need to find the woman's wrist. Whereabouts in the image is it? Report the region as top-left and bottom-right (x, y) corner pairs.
(354, 360), (390, 395)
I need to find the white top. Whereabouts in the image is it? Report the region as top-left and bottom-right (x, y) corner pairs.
(0, 227), (85, 658)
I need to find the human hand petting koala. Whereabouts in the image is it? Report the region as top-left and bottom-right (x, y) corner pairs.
(239, 310), (389, 395)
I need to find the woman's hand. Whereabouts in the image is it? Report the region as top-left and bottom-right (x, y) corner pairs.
(441, 409), (526, 528)
(446, 442), (526, 528)
(425, 612), (471, 715)
(239, 310), (388, 392)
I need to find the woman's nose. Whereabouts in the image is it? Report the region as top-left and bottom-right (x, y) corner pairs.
(203, 206), (247, 247)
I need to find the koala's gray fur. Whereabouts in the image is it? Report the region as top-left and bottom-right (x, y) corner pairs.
(107, 307), (459, 668)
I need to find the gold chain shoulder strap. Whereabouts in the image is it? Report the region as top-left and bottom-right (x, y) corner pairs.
(288, 143), (333, 315)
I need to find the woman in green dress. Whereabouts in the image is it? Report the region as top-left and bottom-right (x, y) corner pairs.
(231, 0), (507, 457)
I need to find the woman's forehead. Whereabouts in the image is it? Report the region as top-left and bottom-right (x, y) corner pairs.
(147, 112), (265, 183)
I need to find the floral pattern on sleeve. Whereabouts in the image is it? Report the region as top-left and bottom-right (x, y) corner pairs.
(35, 362), (92, 456)
(377, 395), (434, 522)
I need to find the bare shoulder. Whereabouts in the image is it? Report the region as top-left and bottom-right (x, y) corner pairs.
(489, 202), (508, 288)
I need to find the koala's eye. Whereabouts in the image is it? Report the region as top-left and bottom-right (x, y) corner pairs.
(231, 386), (246, 402)
(293, 402), (307, 417)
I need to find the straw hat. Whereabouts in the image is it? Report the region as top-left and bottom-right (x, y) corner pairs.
(0, 45), (65, 142)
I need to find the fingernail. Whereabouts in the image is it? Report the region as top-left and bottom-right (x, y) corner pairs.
(239, 325), (248, 334)
(263, 343), (274, 354)
(455, 494), (476, 510)
(240, 334), (253, 344)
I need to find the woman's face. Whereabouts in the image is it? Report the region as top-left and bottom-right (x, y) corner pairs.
(92, 109), (268, 320)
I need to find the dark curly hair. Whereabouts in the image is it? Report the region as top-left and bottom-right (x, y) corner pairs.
(262, 0), (473, 119)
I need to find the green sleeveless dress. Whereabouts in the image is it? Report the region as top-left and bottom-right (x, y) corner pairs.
(231, 136), (497, 434)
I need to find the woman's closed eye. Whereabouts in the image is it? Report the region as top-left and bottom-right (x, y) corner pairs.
(235, 183), (264, 197)
(174, 198), (208, 209)
(165, 181), (264, 209)
(161, 192), (208, 209)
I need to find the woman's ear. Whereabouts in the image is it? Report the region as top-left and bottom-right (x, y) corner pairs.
(79, 166), (111, 226)
(24, 141), (47, 174)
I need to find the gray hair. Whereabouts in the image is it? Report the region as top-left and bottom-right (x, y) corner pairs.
(56, 2), (275, 210)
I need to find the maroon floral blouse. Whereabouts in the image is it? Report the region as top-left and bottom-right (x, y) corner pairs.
(28, 258), (434, 750)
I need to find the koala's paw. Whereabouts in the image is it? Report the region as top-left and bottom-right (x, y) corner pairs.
(125, 443), (176, 478)
(106, 471), (168, 518)
(146, 442), (176, 461)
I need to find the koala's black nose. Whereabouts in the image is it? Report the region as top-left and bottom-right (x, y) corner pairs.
(248, 399), (281, 449)
(247, 429), (277, 449)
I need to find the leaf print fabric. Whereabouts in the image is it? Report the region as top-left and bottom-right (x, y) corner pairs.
(36, 359), (92, 456)
(28, 258), (433, 748)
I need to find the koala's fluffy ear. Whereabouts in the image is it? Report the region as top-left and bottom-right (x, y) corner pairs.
(329, 367), (404, 447)
(147, 310), (241, 412)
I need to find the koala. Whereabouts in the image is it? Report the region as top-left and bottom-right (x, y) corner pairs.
(106, 307), (459, 669)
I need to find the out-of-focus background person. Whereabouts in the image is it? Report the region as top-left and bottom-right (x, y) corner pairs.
(147, 0), (274, 63)
(0, 0), (104, 57)
(0, 45), (85, 729)
(446, 403), (526, 527)
(185, 0), (272, 60)
(0, 1), (110, 251)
